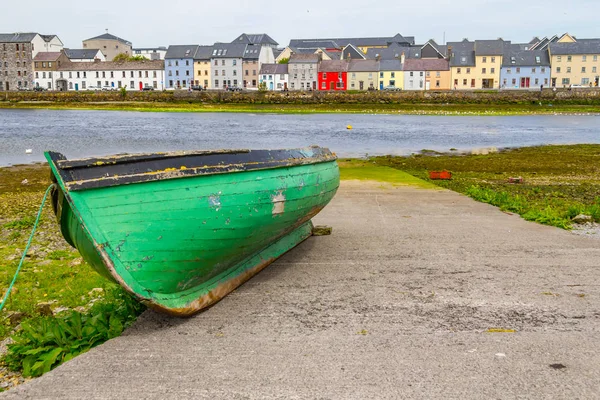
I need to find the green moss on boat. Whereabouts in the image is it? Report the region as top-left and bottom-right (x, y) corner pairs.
(45, 147), (339, 316)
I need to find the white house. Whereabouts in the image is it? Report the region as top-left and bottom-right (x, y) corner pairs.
(133, 47), (167, 60)
(210, 43), (246, 89)
(31, 34), (64, 57)
(53, 60), (165, 91)
(259, 63), (288, 90)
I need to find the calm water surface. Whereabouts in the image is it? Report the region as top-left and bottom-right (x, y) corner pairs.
(1, 109), (599, 166)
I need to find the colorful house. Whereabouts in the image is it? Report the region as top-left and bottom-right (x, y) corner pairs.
(448, 40), (476, 90)
(193, 45), (213, 89)
(378, 59), (403, 90)
(473, 39), (508, 89)
(549, 34), (600, 88)
(347, 59), (378, 90)
(403, 59), (451, 90)
(500, 46), (551, 89)
(210, 43), (246, 90)
(259, 63), (288, 90)
(165, 45), (198, 89)
(318, 60), (349, 91)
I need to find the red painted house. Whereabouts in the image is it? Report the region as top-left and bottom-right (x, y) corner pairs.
(318, 60), (349, 91)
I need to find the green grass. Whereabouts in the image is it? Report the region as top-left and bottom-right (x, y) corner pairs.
(338, 159), (439, 189)
(374, 144), (600, 229)
(0, 164), (145, 379)
(2, 101), (600, 115)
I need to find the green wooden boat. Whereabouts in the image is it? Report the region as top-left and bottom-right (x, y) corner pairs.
(45, 147), (339, 316)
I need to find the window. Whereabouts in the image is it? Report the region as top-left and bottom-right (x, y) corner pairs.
(233, 70), (237, 76)
(582, 55), (587, 62)
(557, 67), (561, 73)
(175, 61), (179, 66)
(42, 62), (46, 68)
(110, 71), (114, 78)
(436, 71), (441, 77)
(457, 68), (461, 74)
(97, 81), (101, 87)
(454, 79), (458, 86)
(168, 61), (172, 66)
(466, 68), (470, 74)
(391, 72), (395, 78)
(482, 57), (487, 63)
(139, 71), (142, 78)
(233, 60), (237, 66)
(145, 71), (149, 78)
(102, 72), (106, 78)
(35, 62), (39, 68)
(582, 67), (586, 73)
(512, 78), (516, 85)
(541, 68), (546, 73)
(491, 57), (495, 63)
(321, 82), (326, 89)
(169, 80), (173, 87)
(153, 81), (157, 89)
(168, 70), (172, 76)
(426, 72), (430, 77)
(593, 67), (597, 73)
(491, 68), (495, 74)
(410, 72), (414, 77)
(557, 56), (562, 62)
(567, 56), (572, 62)
(131, 71), (134, 78)
(510, 56), (516, 64)
(222, 70), (225, 76)
(582, 78), (590, 85)
(544, 78), (548, 85)
(322, 73), (326, 79)
(435, 80), (440, 88)
(594, 55), (598, 62)
(379, 72), (384, 78)
(214, 60), (218, 66)
(463, 79), (467, 85)
(42, 72), (46, 78)
(562, 78), (570, 85)
(535, 78), (539, 85)
(69, 72), (72, 78)
(175, 70), (179, 76)
(535, 56), (541, 64)
(221, 60), (225, 66)
(215, 79), (219, 87)
(118, 81), (122, 88)
(186, 60), (189, 66)
(245, 69), (249, 76)
(516, 68), (520, 73)
(130, 81), (135, 89)
(82, 81), (86, 89)
(567, 67), (571, 73)
(482, 68), (486, 74)
(186, 70), (189, 76)
(506, 69), (512, 74)
(420, 72), (423, 77)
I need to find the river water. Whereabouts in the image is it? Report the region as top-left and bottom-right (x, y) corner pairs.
(1, 109), (599, 166)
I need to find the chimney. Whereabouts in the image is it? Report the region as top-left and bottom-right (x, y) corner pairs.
(400, 52), (405, 64)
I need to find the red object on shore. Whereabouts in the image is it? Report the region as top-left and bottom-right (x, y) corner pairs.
(428, 171), (452, 180)
(508, 176), (524, 184)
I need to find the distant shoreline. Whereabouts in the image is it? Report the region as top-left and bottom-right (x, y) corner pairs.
(2, 101), (600, 115)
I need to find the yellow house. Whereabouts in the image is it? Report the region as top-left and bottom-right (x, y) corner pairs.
(347, 60), (379, 90)
(378, 59), (404, 90)
(548, 33), (600, 88)
(448, 40), (476, 89)
(473, 40), (506, 89)
(193, 45), (213, 88)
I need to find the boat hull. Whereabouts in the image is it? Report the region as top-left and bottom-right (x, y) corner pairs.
(46, 149), (339, 316)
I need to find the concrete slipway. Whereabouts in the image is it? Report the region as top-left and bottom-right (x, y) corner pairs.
(4, 180), (600, 399)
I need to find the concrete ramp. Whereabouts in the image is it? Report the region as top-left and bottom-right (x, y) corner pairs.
(4, 181), (600, 399)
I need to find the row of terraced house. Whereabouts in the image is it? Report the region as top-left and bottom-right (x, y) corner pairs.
(1, 31), (599, 91)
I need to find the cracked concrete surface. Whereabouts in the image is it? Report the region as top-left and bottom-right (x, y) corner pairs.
(3, 181), (599, 399)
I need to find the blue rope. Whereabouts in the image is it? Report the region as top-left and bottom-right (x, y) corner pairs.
(0, 184), (55, 312)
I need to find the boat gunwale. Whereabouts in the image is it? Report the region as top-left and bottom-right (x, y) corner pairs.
(46, 146), (337, 191)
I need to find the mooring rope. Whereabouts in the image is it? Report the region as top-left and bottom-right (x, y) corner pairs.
(0, 184), (55, 312)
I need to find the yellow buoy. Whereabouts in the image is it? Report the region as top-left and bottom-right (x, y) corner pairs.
(346, 125), (353, 130)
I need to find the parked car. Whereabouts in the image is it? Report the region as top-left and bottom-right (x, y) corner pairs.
(101, 86), (115, 91)
(17, 86), (32, 91)
(87, 86), (100, 91)
(33, 86), (46, 92)
(142, 86), (155, 91)
(227, 86), (243, 92)
(382, 86), (401, 91)
(191, 85), (205, 91)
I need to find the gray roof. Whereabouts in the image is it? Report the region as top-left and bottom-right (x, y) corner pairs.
(348, 59), (379, 72)
(378, 59), (403, 71)
(366, 44), (420, 60)
(0, 32), (39, 43)
(474, 40), (509, 56)
(502, 46), (550, 67)
(319, 60), (349, 72)
(133, 47), (167, 51)
(40, 34), (59, 43)
(33, 52), (62, 61)
(58, 60), (164, 71)
(259, 63), (288, 75)
(289, 53), (320, 63)
(549, 39), (600, 55)
(242, 44), (262, 60)
(64, 48), (102, 60)
(448, 41), (475, 67)
(403, 58), (450, 71)
(233, 33), (278, 46)
(289, 34), (415, 50)
(194, 45), (214, 60)
(210, 43), (247, 58)
(84, 33), (132, 46)
(165, 45), (199, 59)
(273, 49), (283, 59)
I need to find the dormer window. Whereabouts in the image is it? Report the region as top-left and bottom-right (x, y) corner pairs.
(461, 57), (466, 63)
(535, 56), (541, 64)
(511, 57), (516, 64)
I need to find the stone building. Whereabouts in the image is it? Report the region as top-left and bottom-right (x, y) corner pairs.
(0, 33), (63, 91)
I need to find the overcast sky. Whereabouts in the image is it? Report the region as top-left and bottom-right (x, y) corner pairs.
(4, 0), (599, 48)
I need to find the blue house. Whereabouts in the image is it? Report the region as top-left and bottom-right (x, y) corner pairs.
(500, 45), (551, 89)
(165, 45), (199, 89)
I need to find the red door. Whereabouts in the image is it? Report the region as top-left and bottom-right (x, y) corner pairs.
(139, 82), (143, 90)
